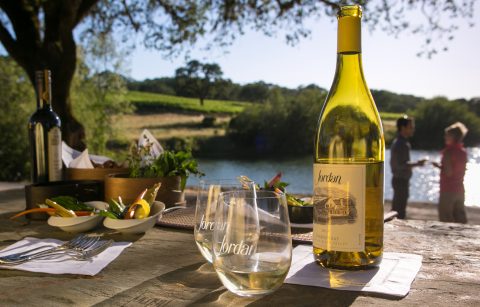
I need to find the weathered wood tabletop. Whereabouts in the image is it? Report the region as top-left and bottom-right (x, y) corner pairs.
(0, 188), (479, 306)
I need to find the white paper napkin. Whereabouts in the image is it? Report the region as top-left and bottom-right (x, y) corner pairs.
(0, 237), (132, 276)
(69, 149), (95, 169)
(285, 245), (422, 297)
(62, 141), (112, 167)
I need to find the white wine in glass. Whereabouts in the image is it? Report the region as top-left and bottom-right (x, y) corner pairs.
(213, 190), (292, 297)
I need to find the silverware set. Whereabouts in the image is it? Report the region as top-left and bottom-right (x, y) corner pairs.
(0, 234), (113, 266)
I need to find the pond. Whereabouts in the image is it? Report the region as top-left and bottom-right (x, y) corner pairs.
(192, 148), (480, 207)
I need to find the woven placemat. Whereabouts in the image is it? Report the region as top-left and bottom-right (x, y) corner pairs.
(156, 207), (313, 244)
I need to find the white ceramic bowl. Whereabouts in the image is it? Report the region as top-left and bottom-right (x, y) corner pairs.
(103, 201), (165, 234)
(47, 201), (108, 233)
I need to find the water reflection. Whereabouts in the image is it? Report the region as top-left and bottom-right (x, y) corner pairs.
(195, 148), (480, 207)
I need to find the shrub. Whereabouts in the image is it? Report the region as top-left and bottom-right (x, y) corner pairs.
(0, 57), (35, 181)
(412, 97), (480, 149)
(228, 87), (326, 155)
(72, 49), (133, 155)
(202, 115), (216, 127)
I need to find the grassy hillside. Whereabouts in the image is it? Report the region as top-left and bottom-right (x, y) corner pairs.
(127, 91), (252, 114)
(114, 91), (402, 157)
(127, 91), (402, 120)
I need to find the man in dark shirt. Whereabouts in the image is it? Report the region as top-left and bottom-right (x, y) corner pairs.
(390, 116), (426, 219)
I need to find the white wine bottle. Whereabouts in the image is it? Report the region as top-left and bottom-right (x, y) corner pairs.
(313, 5), (384, 269)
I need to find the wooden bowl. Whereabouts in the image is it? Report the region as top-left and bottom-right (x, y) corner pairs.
(104, 174), (185, 208)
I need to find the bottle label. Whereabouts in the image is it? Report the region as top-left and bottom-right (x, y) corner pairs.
(312, 163), (365, 252)
(48, 127), (62, 181)
(34, 123), (46, 179)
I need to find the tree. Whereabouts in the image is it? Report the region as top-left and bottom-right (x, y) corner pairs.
(0, 0), (475, 149)
(412, 97), (480, 149)
(175, 60), (223, 105)
(71, 34), (132, 155)
(238, 82), (271, 103)
(0, 56), (34, 180)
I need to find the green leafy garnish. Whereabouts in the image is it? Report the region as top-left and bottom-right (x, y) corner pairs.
(286, 194), (312, 207)
(127, 138), (203, 190)
(50, 196), (93, 211)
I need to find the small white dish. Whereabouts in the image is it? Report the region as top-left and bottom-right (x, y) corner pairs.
(47, 201), (108, 233)
(103, 201), (165, 234)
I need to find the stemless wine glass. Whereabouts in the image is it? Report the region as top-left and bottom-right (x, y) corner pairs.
(212, 190), (292, 297)
(194, 179), (245, 263)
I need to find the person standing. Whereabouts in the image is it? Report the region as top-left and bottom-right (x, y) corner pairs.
(390, 116), (426, 219)
(433, 122), (468, 223)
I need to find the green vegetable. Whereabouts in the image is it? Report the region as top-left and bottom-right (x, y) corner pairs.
(143, 183), (161, 206)
(263, 180), (289, 192)
(286, 194), (312, 207)
(45, 199), (77, 217)
(107, 199), (126, 218)
(260, 173), (310, 207)
(97, 210), (119, 219)
(50, 196), (93, 211)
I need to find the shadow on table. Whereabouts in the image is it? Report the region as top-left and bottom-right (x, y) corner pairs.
(94, 261), (223, 306)
(94, 260), (392, 307)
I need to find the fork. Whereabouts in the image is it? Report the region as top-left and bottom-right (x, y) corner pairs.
(0, 234), (87, 262)
(0, 236), (100, 264)
(69, 239), (114, 261)
(0, 239), (114, 265)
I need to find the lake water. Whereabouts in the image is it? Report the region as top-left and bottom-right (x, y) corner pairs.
(192, 148), (480, 207)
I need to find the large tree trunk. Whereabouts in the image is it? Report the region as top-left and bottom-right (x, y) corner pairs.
(33, 33), (86, 151)
(20, 35), (86, 151)
(0, 1), (95, 151)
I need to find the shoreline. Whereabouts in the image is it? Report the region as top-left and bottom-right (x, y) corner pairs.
(385, 200), (480, 225)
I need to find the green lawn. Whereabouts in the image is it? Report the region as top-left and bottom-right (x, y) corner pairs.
(127, 91), (252, 114)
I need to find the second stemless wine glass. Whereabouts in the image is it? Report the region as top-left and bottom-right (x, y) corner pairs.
(194, 179), (244, 263)
(212, 190), (292, 297)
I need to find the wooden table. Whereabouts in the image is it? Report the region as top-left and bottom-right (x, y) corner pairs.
(0, 188), (479, 306)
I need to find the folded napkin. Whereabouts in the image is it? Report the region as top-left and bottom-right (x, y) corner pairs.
(62, 141), (112, 167)
(0, 237), (131, 276)
(69, 149), (95, 169)
(285, 245), (422, 298)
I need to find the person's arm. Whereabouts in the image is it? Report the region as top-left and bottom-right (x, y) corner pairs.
(433, 152), (453, 176)
(407, 160), (427, 167)
(391, 142), (425, 172)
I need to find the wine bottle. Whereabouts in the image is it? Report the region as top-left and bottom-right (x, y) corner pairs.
(28, 70), (62, 183)
(313, 5), (384, 269)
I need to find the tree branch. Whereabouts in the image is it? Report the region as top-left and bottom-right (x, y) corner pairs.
(0, 21), (17, 57)
(0, 0), (41, 47)
(121, 0), (140, 31)
(74, 0), (99, 27)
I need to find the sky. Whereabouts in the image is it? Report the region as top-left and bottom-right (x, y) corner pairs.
(129, 4), (480, 100)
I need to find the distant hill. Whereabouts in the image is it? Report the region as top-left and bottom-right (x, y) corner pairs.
(127, 77), (425, 114)
(126, 90), (402, 122)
